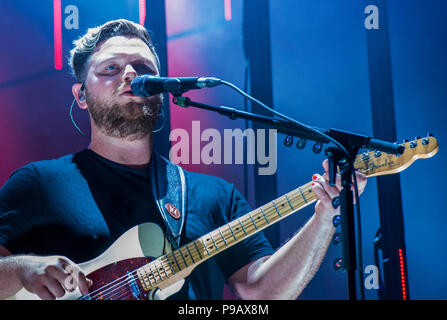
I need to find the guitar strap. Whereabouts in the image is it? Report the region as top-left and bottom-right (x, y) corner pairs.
(150, 152), (187, 249)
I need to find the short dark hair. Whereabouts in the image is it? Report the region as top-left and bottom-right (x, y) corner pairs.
(69, 19), (160, 82)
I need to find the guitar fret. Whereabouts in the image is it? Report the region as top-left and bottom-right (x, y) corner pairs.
(252, 211), (267, 227)
(174, 250), (187, 269)
(185, 244), (196, 263)
(204, 235), (216, 252)
(154, 260), (168, 279)
(193, 240), (204, 260)
(218, 228), (228, 246)
(209, 232), (219, 250)
(158, 259), (169, 278)
(163, 256), (175, 275)
(200, 237), (211, 255)
(231, 221), (245, 237)
(137, 268), (152, 289)
(182, 246), (194, 264)
(288, 191), (302, 209)
(298, 187), (308, 203)
(272, 201), (281, 217)
(221, 226), (235, 246)
(178, 248), (189, 267)
(145, 274), (153, 289)
(248, 212), (258, 230)
(244, 215), (257, 233)
(260, 207), (269, 223)
(147, 264), (158, 284)
(285, 194), (294, 210)
(237, 217), (248, 235)
(227, 223), (238, 241)
(153, 261), (163, 281)
(170, 252), (181, 271)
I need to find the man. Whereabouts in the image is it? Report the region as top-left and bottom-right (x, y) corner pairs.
(0, 19), (367, 300)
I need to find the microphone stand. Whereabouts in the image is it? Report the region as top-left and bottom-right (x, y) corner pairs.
(173, 95), (404, 300)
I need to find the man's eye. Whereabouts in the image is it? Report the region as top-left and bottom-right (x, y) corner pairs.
(106, 65), (119, 72)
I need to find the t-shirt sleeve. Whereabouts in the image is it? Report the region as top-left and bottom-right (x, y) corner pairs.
(0, 164), (42, 249)
(214, 184), (275, 281)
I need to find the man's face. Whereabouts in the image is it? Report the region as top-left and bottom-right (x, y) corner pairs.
(83, 36), (163, 140)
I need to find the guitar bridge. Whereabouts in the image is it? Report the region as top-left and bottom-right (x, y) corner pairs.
(126, 272), (142, 299)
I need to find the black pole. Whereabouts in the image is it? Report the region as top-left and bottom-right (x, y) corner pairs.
(146, 0), (171, 159)
(364, 0), (410, 300)
(243, 0), (280, 249)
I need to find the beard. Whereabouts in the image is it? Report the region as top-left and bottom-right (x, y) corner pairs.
(85, 89), (163, 141)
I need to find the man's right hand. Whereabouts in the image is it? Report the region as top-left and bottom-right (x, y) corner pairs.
(15, 255), (92, 300)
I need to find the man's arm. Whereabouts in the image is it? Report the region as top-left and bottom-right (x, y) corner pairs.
(0, 246), (92, 300)
(228, 160), (367, 300)
(0, 245), (23, 299)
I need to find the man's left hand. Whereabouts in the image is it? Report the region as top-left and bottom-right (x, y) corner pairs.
(311, 159), (367, 223)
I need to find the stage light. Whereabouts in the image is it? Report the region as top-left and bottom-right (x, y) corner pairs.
(53, 0), (62, 70)
(398, 248), (408, 300)
(224, 0), (232, 21)
(139, 0), (146, 26)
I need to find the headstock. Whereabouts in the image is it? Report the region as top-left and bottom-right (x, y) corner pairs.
(354, 135), (439, 177)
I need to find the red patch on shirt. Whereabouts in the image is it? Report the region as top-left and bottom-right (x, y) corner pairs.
(165, 203), (180, 220)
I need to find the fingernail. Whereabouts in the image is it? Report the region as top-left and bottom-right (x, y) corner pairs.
(312, 174), (318, 181)
(312, 182), (315, 187)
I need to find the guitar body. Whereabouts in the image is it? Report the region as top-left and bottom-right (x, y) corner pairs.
(14, 223), (185, 300)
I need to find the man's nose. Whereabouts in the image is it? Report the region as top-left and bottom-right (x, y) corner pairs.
(122, 64), (137, 82)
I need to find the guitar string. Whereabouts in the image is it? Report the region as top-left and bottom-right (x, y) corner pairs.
(170, 153), (376, 266)
(85, 185), (316, 300)
(81, 186), (308, 300)
(159, 152), (378, 268)
(84, 170), (357, 300)
(82, 156), (378, 299)
(85, 169), (367, 300)
(98, 172), (368, 300)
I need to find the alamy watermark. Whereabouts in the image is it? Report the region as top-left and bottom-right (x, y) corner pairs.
(169, 121), (278, 176)
(364, 5), (379, 30)
(364, 264), (380, 290)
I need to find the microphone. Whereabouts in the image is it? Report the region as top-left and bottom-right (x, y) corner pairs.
(131, 75), (222, 97)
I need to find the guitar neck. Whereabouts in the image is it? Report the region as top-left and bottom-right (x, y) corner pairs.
(135, 181), (318, 290)
(134, 135), (439, 291)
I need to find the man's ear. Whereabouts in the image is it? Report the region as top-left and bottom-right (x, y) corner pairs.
(72, 82), (88, 110)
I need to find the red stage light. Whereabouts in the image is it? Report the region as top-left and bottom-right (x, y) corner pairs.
(53, 0), (62, 70)
(139, 0), (146, 26)
(398, 248), (407, 300)
(224, 0), (232, 21)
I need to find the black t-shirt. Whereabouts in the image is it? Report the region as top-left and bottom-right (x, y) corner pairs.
(0, 150), (274, 299)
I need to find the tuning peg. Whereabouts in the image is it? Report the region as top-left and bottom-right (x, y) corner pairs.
(362, 152), (370, 161)
(333, 257), (344, 271)
(427, 133), (434, 137)
(403, 139), (410, 143)
(410, 141), (418, 148)
(332, 215), (341, 228)
(312, 142), (323, 154)
(283, 136), (293, 147)
(422, 138), (430, 145)
(415, 136), (421, 140)
(295, 138), (306, 150)
(332, 232), (342, 245)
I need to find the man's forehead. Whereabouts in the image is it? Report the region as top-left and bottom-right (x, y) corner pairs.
(89, 36), (155, 65)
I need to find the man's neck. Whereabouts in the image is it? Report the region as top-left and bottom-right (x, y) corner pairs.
(89, 127), (153, 169)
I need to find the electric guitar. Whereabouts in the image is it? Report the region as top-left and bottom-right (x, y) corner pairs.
(11, 136), (439, 300)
